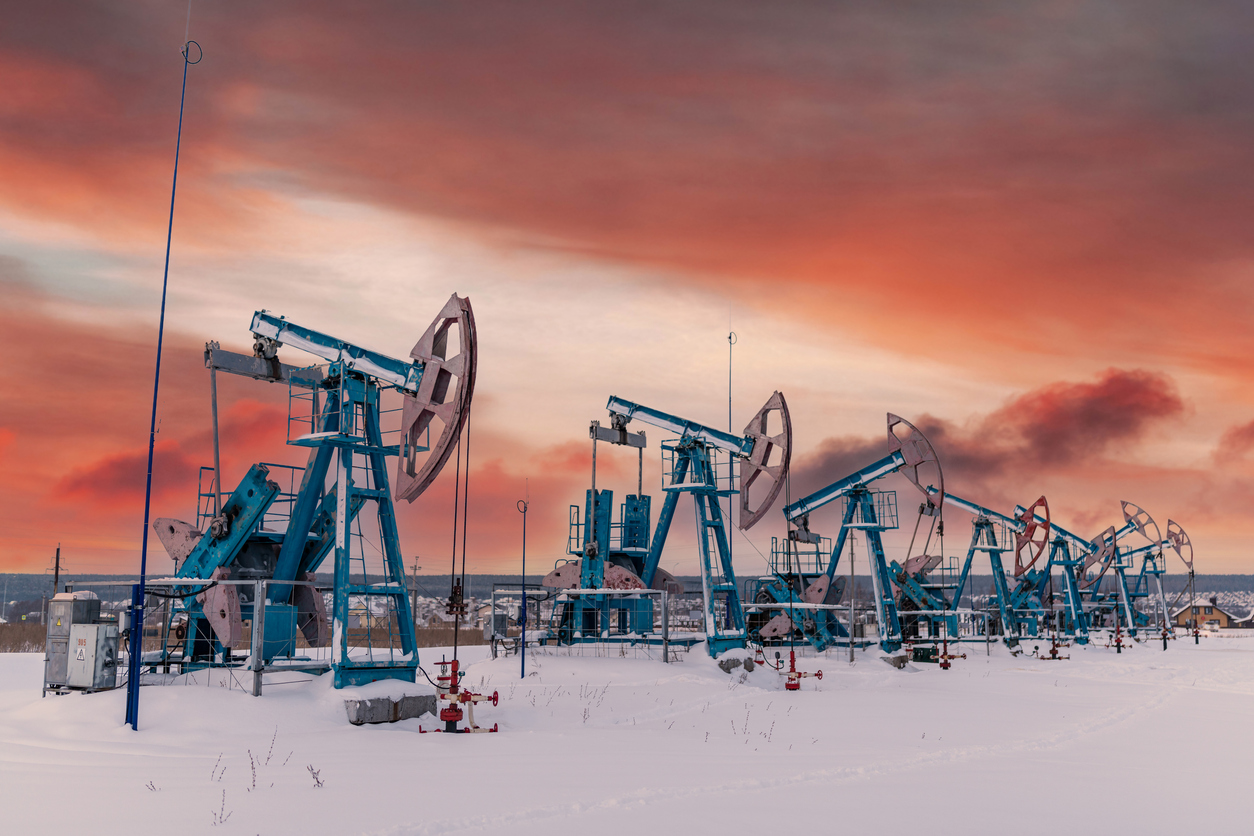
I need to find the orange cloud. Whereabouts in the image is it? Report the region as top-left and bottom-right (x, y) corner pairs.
(1216, 419), (1254, 463)
(3, 2), (1253, 385)
(3, 3), (1253, 572)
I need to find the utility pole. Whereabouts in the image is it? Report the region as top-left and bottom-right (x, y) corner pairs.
(52, 544), (61, 595)
(410, 556), (421, 636)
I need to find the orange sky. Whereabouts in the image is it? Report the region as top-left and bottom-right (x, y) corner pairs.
(2, 1), (1252, 578)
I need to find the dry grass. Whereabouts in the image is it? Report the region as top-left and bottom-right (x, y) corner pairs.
(0, 623), (45, 653)
(0, 621), (488, 654)
(413, 626), (486, 647)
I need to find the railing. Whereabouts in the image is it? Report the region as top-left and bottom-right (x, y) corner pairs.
(567, 502), (653, 556)
(196, 462), (305, 535)
(842, 489), (899, 530)
(661, 441), (738, 494)
(257, 462), (305, 533)
(490, 586), (680, 658)
(770, 534), (833, 575)
(285, 363), (418, 452)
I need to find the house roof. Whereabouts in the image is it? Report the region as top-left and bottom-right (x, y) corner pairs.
(1170, 600), (1239, 619)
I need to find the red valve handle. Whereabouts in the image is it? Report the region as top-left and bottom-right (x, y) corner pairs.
(815, 670), (823, 680)
(492, 690), (499, 707)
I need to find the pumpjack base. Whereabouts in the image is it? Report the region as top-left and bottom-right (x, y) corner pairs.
(705, 637), (748, 657)
(334, 664), (418, 689)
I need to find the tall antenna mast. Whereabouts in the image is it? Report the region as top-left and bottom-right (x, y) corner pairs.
(126, 31), (201, 733)
(728, 330), (736, 565)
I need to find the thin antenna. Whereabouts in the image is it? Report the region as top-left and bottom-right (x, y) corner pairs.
(728, 330), (736, 566)
(126, 33), (201, 733)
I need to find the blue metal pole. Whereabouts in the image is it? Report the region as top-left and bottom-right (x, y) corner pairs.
(517, 499), (528, 679)
(126, 40), (200, 731)
(124, 583), (142, 727)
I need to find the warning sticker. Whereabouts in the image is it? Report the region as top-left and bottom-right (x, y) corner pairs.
(76, 647), (86, 661)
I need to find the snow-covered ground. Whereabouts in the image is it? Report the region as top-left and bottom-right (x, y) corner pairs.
(3, 635), (1252, 834)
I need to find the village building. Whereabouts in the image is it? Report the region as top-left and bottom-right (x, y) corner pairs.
(1171, 597), (1239, 630)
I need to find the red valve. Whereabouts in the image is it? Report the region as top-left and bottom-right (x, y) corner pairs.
(815, 670), (823, 680)
(491, 691), (499, 707)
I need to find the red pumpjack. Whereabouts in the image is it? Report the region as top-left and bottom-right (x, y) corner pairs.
(419, 658), (499, 734)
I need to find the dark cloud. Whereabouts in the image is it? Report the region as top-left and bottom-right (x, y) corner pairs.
(791, 368), (1185, 505)
(986, 369), (1185, 466)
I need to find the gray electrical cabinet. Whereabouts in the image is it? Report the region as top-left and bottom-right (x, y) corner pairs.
(67, 623), (119, 690)
(44, 592), (114, 693)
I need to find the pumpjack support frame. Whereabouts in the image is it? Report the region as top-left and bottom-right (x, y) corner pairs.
(151, 295), (476, 689)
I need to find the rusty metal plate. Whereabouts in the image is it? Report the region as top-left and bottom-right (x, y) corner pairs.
(887, 413), (944, 511)
(1013, 496), (1050, 577)
(739, 391), (792, 530)
(1121, 500), (1161, 547)
(1080, 526), (1117, 589)
(396, 294), (477, 503)
(198, 567), (242, 647)
(153, 518), (202, 566)
(1167, 519), (1193, 573)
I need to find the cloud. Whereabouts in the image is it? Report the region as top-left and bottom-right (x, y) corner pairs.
(982, 368), (1185, 466)
(2, 4), (1253, 572)
(1216, 418), (1254, 462)
(54, 440), (200, 508)
(3, 2), (1254, 380)
(791, 368), (1186, 508)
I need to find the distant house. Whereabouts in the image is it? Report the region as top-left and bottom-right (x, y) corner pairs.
(1171, 597), (1238, 629)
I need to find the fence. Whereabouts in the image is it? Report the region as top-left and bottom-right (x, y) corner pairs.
(488, 585), (695, 662)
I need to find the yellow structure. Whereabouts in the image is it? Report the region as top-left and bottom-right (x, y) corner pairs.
(1171, 599), (1236, 629)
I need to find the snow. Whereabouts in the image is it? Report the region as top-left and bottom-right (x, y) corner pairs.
(3, 636), (1254, 833)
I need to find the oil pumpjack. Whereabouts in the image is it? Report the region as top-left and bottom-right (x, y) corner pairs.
(1085, 502), (1185, 637)
(917, 488), (1052, 645)
(1008, 505), (1123, 645)
(751, 414), (944, 654)
(150, 295), (475, 687)
(543, 392), (792, 657)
